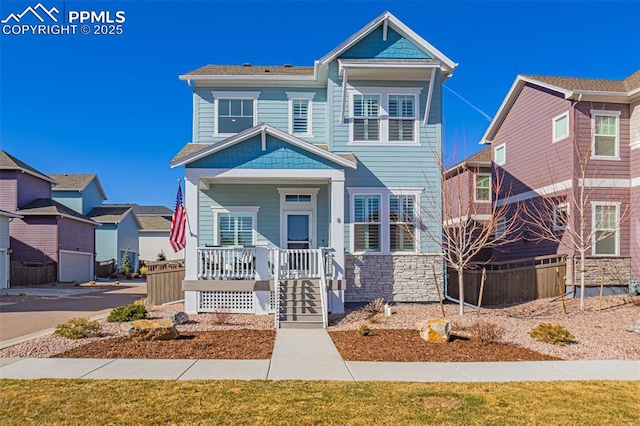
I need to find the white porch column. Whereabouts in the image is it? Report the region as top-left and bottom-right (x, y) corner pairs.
(184, 172), (200, 314)
(330, 177), (345, 279)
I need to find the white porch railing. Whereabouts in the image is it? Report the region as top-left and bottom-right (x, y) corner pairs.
(197, 247), (256, 280)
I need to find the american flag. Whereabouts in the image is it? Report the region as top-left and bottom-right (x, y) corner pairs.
(169, 182), (186, 252)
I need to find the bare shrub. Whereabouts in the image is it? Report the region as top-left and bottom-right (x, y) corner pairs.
(468, 320), (505, 344)
(210, 307), (232, 325)
(362, 298), (385, 318)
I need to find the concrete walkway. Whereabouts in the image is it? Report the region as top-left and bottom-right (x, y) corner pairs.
(1, 329), (639, 382)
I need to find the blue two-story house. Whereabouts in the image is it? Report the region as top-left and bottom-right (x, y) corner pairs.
(170, 11), (457, 327)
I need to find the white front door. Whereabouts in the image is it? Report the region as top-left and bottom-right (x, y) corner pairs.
(285, 212), (313, 249)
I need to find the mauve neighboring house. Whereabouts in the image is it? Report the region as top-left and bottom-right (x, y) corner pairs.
(443, 147), (493, 262)
(478, 70), (640, 292)
(0, 151), (98, 283)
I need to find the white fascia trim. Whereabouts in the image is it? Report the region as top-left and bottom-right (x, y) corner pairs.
(277, 188), (320, 195)
(632, 177), (640, 187)
(187, 167), (345, 182)
(480, 75), (572, 145)
(580, 178), (630, 188)
(171, 124), (356, 169)
(317, 11), (457, 73)
(181, 75), (317, 82)
(445, 214), (492, 226)
(59, 249), (93, 256)
(552, 111), (570, 143)
(497, 179), (573, 206)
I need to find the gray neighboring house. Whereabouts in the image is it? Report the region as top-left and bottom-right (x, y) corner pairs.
(87, 206), (142, 272)
(103, 204), (178, 263)
(0, 209), (22, 288)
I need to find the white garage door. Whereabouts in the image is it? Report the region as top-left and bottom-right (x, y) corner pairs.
(59, 251), (93, 282)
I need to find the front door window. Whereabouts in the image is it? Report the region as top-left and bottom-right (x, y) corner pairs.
(286, 213), (311, 249)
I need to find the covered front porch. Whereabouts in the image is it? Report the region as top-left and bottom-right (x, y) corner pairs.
(171, 124), (356, 322)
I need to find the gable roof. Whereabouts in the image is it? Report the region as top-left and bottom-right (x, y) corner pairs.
(17, 198), (98, 226)
(444, 147), (492, 178)
(103, 204), (173, 217)
(138, 215), (172, 232)
(179, 11), (457, 83)
(49, 173), (108, 200)
(317, 11), (457, 76)
(481, 70), (640, 144)
(170, 123), (357, 169)
(87, 206), (142, 228)
(0, 150), (56, 184)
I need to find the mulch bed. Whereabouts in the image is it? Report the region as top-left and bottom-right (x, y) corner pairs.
(329, 329), (561, 362)
(53, 330), (276, 360)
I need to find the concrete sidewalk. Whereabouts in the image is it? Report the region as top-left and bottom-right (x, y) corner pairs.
(1, 329), (639, 382)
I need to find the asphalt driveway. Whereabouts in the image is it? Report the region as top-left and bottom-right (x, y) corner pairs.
(0, 284), (147, 344)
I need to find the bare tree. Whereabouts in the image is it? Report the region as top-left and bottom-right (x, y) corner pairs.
(522, 103), (631, 311)
(419, 154), (521, 315)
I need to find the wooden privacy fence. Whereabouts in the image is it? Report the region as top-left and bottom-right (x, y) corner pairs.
(146, 260), (185, 305)
(10, 261), (56, 286)
(447, 254), (566, 306)
(95, 259), (116, 278)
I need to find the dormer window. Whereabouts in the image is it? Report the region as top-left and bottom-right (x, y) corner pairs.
(212, 91), (260, 136)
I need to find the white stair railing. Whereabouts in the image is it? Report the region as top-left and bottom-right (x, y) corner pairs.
(318, 248), (329, 328)
(273, 249), (281, 329)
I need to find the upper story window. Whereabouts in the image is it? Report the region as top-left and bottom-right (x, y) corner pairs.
(349, 88), (421, 145)
(212, 91), (260, 136)
(474, 174), (491, 202)
(388, 95), (415, 142)
(591, 110), (620, 159)
(553, 203), (569, 231)
(286, 92), (315, 137)
(552, 111), (569, 143)
(353, 94), (381, 142)
(494, 144), (506, 165)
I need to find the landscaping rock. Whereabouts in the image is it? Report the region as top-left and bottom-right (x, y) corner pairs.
(121, 319), (179, 341)
(170, 311), (189, 325)
(624, 320), (640, 334)
(417, 319), (451, 343)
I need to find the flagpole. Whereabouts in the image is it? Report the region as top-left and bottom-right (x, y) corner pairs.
(179, 178), (194, 236)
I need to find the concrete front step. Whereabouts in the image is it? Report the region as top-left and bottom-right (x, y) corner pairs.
(279, 321), (325, 329)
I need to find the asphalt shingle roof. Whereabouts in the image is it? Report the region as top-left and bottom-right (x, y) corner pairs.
(87, 206), (133, 223)
(49, 174), (97, 191)
(0, 150), (55, 183)
(138, 215), (172, 231)
(103, 204), (173, 216)
(17, 198), (96, 224)
(522, 70), (640, 93)
(184, 65), (314, 76)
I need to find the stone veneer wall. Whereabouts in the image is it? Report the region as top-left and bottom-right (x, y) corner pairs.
(345, 254), (443, 302)
(568, 257), (631, 287)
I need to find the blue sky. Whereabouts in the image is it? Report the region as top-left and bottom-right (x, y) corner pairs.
(1, 1), (639, 208)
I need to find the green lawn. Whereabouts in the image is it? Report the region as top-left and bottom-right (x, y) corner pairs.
(0, 379), (638, 425)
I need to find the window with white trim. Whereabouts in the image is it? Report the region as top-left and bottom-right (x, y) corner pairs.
(212, 92), (259, 135)
(286, 92), (314, 136)
(353, 194), (381, 252)
(349, 88), (421, 144)
(494, 144), (506, 165)
(552, 111), (569, 142)
(592, 110), (620, 158)
(553, 203), (568, 230)
(389, 195), (416, 251)
(353, 94), (380, 142)
(593, 203), (619, 255)
(495, 217), (506, 239)
(212, 207), (259, 247)
(388, 95), (415, 142)
(474, 174), (491, 202)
